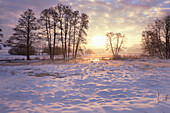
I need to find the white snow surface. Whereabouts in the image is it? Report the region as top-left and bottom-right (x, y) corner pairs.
(0, 59), (170, 113)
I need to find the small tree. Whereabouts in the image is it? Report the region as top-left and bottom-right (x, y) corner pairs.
(6, 9), (39, 60)
(106, 32), (125, 57)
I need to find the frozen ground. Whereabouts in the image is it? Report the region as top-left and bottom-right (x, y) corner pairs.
(0, 58), (170, 113)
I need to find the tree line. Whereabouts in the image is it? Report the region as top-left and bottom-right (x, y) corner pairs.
(5, 4), (89, 60)
(142, 15), (170, 59)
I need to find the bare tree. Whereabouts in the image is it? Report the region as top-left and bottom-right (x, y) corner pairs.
(72, 11), (79, 57)
(39, 8), (53, 59)
(75, 13), (89, 57)
(57, 4), (65, 58)
(51, 7), (59, 60)
(106, 32), (126, 58)
(67, 10), (74, 58)
(63, 5), (72, 58)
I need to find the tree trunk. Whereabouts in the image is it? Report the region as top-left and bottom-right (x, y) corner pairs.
(75, 37), (80, 58)
(53, 22), (56, 60)
(60, 20), (65, 59)
(45, 18), (50, 60)
(48, 18), (52, 60)
(72, 18), (77, 57)
(64, 19), (68, 58)
(27, 19), (30, 60)
(68, 21), (72, 58)
(117, 37), (124, 55)
(157, 28), (163, 58)
(165, 30), (169, 58)
(116, 36), (119, 56)
(75, 28), (82, 58)
(109, 37), (114, 57)
(27, 34), (30, 60)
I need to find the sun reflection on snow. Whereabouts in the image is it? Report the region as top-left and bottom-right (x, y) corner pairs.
(90, 58), (100, 62)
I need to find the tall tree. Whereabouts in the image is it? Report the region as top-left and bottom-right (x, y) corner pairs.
(72, 11), (79, 57)
(67, 10), (74, 58)
(63, 5), (71, 58)
(75, 13), (89, 57)
(57, 4), (65, 58)
(6, 9), (39, 60)
(51, 7), (59, 59)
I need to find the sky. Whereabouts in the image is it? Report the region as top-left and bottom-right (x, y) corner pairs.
(0, 0), (170, 49)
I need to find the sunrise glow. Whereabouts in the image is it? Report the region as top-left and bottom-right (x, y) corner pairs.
(91, 36), (106, 48)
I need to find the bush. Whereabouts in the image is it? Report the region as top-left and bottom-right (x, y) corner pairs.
(8, 44), (36, 55)
(85, 49), (95, 54)
(42, 46), (63, 55)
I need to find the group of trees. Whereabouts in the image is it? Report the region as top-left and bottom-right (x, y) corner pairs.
(38, 4), (88, 59)
(106, 32), (126, 58)
(142, 15), (170, 59)
(2, 3), (169, 60)
(6, 4), (89, 60)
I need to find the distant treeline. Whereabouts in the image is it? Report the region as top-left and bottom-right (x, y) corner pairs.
(5, 4), (89, 60)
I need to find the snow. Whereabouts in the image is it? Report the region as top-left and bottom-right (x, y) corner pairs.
(0, 58), (170, 113)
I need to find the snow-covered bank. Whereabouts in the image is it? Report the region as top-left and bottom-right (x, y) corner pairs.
(0, 59), (170, 113)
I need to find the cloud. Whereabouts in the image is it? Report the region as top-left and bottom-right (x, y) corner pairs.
(0, 0), (169, 48)
(164, 0), (170, 4)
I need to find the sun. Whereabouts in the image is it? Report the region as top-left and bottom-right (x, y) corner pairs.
(91, 36), (106, 48)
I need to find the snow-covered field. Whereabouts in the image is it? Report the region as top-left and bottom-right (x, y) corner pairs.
(0, 58), (170, 113)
